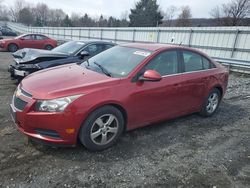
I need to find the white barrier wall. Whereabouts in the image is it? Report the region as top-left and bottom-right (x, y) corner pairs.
(6, 22), (250, 61)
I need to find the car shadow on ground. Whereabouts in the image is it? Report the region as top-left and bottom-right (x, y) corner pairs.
(28, 100), (248, 161)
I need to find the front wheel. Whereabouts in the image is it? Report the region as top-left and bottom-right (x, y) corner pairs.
(45, 45), (53, 50)
(200, 88), (221, 117)
(79, 105), (124, 151)
(8, 44), (18, 52)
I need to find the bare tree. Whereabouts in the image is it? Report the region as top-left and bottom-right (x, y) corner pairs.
(18, 7), (33, 25)
(164, 5), (178, 26)
(211, 0), (250, 26)
(71, 13), (81, 27)
(0, 0), (9, 21)
(210, 6), (223, 25)
(176, 6), (192, 27)
(9, 0), (26, 22)
(53, 9), (66, 26)
(35, 3), (49, 26)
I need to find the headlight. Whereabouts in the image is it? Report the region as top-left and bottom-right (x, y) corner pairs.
(36, 94), (82, 112)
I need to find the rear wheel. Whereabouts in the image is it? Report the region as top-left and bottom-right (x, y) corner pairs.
(8, 43), (18, 52)
(200, 88), (221, 117)
(45, 45), (53, 50)
(79, 105), (124, 151)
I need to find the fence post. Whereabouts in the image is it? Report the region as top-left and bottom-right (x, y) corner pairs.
(64, 28), (66, 40)
(156, 29), (161, 43)
(188, 29), (193, 47)
(114, 29), (117, 42)
(79, 29), (81, 40)
(71, 28), (73, 40)
(100, 28), (103, 40)
(88, 28), (90, 39)
(231, 29), (240, 58)
(132, 29), (136, 42)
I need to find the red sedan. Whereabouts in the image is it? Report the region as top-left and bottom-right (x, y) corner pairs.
(10, 43), (228, 151)
(0, 34), (57, 52)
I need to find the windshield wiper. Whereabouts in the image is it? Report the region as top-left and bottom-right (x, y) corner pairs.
(94, 62), (112, 77)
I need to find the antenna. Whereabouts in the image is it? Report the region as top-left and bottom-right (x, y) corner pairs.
(179, 41), (183, 46)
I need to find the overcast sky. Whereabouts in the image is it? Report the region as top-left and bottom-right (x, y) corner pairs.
(3, 0), (230, 19)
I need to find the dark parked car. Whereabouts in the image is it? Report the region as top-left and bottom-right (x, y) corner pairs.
(0, 26), (17, 36)
(0, 33), (57, 52)
(10, 43), (228, 151)
(8, 40), (116, 81)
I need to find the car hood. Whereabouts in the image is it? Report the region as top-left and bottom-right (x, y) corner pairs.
(21, 64), (119, 99)
(13, 48), (69, 64)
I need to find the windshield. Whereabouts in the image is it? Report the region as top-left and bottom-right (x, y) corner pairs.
(52, 41), (85, 55)
(81, 46), (152, 78)
(15, 34), (25, 39)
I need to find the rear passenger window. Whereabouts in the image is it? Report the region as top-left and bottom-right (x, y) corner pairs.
(183, 51), (203, 72)
(203, 57), (210, 69)
(203, 57), (215, 69)
(144, 50), (179, 76)
(36, 35), (47, 40)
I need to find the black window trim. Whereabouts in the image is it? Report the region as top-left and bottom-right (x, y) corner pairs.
(180, 49), (216, 73)
(75, 42), (114, 57)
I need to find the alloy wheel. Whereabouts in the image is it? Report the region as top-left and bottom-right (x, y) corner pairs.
(90, 114), (119, 145)
(206, 92), (219, 114)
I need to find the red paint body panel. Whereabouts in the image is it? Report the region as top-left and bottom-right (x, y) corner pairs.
(0, 34), (57, 51)
(11, 44), (229, 146)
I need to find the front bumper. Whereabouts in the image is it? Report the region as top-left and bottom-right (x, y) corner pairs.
(8, 65), (36, 79)
(10, 90), (85, 146)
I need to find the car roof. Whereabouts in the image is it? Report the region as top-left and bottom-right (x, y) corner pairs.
(82, 40), (116, 45)
(121, 43), (174, 51)
(120, 43), (209, 56)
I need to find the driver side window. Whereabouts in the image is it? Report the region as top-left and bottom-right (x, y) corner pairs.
(144, 50), (179, 76)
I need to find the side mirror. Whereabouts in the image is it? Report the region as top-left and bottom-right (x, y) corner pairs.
(20, 37), (24, 40)
(139, 70), (162, 82)
(80, 51), (90, 59)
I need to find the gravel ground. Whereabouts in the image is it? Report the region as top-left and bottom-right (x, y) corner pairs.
(0, 51), (250, 188)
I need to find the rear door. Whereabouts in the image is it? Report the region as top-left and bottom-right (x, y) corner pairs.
(20, 34), (36, 48)
(177, 50), (217, 112)
(33, 34), (48, 49)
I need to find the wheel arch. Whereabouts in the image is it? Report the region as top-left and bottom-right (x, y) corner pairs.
(44, 44), (54, 49)
(80, 102), (128, 133)
(8, 43), (19, 50)
(212, 84), (224, 98)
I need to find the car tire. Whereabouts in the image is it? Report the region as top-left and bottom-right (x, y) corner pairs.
(79, 105), (124, 151)
(200, 88), (221, 117)
(8, 43), (18, 52)
(45, 45), (53, 50)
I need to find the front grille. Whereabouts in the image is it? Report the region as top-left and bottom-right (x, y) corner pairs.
(35, 128), (60, 139)
(14, 96), (28, 111)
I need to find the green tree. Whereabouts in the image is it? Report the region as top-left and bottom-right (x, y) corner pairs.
(62, 15), (72, 27)
(129, 0), (163, 27)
